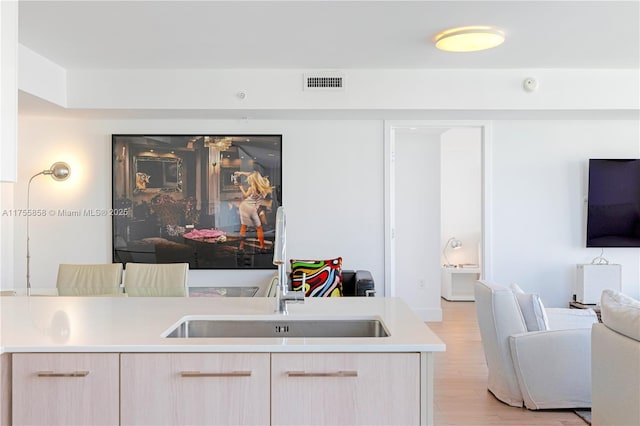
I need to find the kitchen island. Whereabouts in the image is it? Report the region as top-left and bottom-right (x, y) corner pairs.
(0, 296), (445, 426)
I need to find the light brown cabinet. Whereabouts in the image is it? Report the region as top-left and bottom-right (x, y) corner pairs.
(271, 353), (420, 426)
(120, 353), (270, 426)
(12, 353), (119, 426)
(1, 354), (10, 426)
(10, 351), (425, 425)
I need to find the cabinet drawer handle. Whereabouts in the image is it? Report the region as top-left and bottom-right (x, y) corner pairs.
(286, 371), (358, 377)
(180, 371), (252, 377)
(36, 371), (90, 377)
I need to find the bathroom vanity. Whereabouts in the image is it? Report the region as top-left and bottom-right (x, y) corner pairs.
(0, 296), (445, 426)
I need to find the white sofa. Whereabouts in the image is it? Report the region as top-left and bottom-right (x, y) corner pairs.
(592, 289), (640, 426)
(475, 280), (598, 409)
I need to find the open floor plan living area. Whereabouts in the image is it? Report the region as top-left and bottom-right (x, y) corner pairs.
(1, 1), (639, 425)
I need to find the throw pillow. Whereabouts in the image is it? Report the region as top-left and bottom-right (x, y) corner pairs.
(601, 289), (640, 341)
(290, 258), (343, 297)
(510, 283), (550, 332)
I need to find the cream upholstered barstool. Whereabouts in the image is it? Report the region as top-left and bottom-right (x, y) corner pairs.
(123, 263), (188, 297)
(56, 264), (124, 296)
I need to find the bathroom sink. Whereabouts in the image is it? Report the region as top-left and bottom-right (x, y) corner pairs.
(163, 317), (390, 338)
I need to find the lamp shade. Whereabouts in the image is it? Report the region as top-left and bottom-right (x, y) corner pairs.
(46, 162), (71, 181)
(443, 237), (463, 267)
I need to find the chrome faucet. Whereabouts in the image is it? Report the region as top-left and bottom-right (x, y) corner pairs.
(273, 207), (304, 314)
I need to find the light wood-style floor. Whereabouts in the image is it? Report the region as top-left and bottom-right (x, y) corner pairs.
(426, 300), (588, 426)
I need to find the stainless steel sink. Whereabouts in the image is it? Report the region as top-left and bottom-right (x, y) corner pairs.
(163, 317), (390, 338)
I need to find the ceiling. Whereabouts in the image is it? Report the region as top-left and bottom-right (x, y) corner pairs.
(18, 1), (640, 71)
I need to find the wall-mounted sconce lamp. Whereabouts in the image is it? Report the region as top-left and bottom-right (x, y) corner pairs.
(442, 237), (462, 268)
(26, 162), (71, 295)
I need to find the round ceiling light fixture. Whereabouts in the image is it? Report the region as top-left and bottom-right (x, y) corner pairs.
(434, 26), (505, 52)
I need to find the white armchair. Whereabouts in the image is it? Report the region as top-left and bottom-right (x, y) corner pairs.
(475, 280), (598, 409)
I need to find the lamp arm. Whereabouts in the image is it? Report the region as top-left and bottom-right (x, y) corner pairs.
(25, 162), (71, 295)
(26, 171), (45, 296)
(442, 237), (455, 266)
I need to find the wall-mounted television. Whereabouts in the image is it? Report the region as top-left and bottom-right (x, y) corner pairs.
(586, 159), (640, 248)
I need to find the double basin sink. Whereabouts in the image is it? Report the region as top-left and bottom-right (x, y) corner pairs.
(163, 316), (390, 338)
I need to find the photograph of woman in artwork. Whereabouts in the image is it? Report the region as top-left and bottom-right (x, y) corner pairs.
(235, 170), (273, 251)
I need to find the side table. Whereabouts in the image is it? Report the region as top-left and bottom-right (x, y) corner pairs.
(569, 301), (602, 322)
(441, 267), (481, 301)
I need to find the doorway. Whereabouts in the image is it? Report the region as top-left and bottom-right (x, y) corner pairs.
(384, 121), (492, 321)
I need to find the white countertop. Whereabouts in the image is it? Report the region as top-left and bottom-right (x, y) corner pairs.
(0, 296), (445, 353)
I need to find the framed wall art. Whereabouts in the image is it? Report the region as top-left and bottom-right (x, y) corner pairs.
(112, 134), (282, 269)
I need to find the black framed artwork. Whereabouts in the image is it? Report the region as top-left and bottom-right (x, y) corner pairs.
(112, 134), (282, 269)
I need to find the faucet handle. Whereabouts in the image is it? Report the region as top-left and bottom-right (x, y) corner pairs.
(289, 272), (305, 303)
(300, 273), (306, 299)
(289, 272), (306, 303)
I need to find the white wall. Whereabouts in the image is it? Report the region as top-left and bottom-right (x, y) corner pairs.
(0, 182), (15, 290)
(440, 128), (482, 266)
(391, 126), (482, 320)
(18, 45), (67, 107)
(11, 116), (384, 294)
(490, 120), (640, 302)
(65, 68), (639, 113)
(5, 115), (640, 308)
(1, 1), (18, 182)
(394, 130), (442, 320)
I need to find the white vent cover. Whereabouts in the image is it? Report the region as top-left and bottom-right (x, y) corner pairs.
(303, 72), (345, 91)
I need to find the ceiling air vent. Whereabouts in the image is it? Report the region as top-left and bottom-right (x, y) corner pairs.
(303, 72), (346, 91)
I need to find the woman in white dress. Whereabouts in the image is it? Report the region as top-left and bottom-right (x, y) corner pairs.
(237, 171), (272, 250)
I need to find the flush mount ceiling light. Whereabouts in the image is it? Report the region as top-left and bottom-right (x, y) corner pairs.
(434, 26), (505, 52)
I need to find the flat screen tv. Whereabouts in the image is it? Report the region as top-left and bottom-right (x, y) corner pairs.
(586, 159), (640, 247)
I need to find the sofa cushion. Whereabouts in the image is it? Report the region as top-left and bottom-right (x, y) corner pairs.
(601, 289), (640, 341)
(290, 257), (343, 297)
(510, 284), (549, 332)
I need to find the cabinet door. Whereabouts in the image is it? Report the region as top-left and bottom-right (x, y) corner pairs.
(1, 354), (11, 426)
(272, 352), (420, 426)
(12, 353), (119, 426)
(121, 353), (270, 426)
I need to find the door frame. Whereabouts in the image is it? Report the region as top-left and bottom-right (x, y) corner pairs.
(383, 120), (493, 297)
